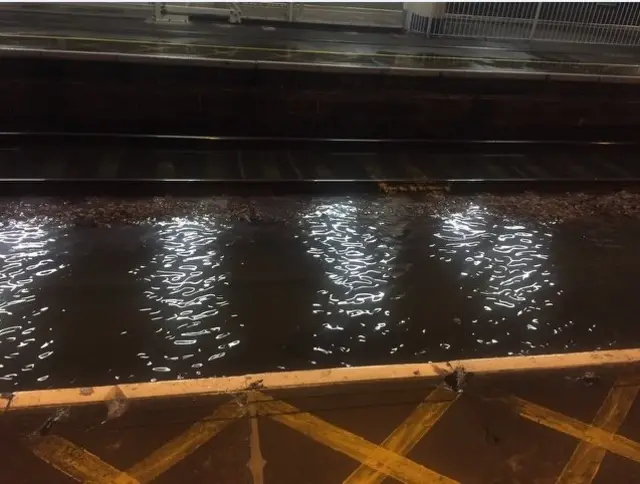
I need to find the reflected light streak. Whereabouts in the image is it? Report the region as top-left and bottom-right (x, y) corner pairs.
(0, 220), (64, 386)
(132, 217), (236, 381)
(301, 200), (399, 366)
(433, 203), (559, 354)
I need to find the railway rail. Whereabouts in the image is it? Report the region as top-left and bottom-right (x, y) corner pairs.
(0, 134), (639, 195)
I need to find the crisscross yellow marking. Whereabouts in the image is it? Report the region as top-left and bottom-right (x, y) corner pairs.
(253, 391), (458, 484)
(344, 387), (458, 484)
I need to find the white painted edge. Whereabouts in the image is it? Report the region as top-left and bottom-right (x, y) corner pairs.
(3, 349), (640, 411)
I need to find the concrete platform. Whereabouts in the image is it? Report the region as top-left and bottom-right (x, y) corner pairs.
(0, 4), (639, 81)
(2, 5), (640, 139)
(4, 350), (640, 483)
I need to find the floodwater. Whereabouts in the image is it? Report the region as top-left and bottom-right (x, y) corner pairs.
(1, 196), (640, 392)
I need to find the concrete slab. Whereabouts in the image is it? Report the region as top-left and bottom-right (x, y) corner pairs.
(3, 352), (640, 483)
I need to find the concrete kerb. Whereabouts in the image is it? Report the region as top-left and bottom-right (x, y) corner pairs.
(4, 349), (640, 412)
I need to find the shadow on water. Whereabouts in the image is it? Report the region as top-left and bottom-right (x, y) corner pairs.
(1, 197), (640, 391)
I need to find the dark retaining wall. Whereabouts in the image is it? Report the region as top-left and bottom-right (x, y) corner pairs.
(1, 56), (640, 140)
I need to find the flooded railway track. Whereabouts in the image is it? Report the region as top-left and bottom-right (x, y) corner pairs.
(0, 134), (639, 195)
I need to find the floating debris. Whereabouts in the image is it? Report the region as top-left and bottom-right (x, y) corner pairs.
(567, 371), (600, 387)
(443, 366), (468, 393)
(103, 387), (129, 424)
(232, 393), (248, 409)
(247, 379), (264, 391)
(38, 407), (70, 437)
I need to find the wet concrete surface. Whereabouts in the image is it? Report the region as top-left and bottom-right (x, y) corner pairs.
(3, 363), (640, 483)
(0, 5), (639, 78)
(1, 195), (640, 392)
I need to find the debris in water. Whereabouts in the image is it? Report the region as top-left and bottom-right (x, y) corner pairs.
(38, 407), (71, 437)
(232, 393), (248, 408)
(103, 387), (129, 424)
(567, 371), (600, 387)
(247, 379), (264, 391)
(443, 366), (468, 393)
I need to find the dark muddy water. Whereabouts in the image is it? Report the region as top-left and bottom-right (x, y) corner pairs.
(1, 196), (639, 391)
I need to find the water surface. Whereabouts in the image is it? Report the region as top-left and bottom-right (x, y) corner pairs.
(1, 196), (639, 391)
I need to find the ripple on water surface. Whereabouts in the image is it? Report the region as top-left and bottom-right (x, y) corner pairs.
(131, 216), (238, 382)
(0, 197), (637, 391)
(0, 220), (66, 386)
(431, 203), (561, 356)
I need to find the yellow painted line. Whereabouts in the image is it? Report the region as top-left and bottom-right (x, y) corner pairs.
(127, 400), (244, 484)
(253, 392), (458, 484)
(8, 349), (640, 410)
(507, 395), (640, 465)
(344, 386), (458, 484)
(0, 32), (636, 68)
(557, 381), (640, 484)
(31, 435), (139, 484)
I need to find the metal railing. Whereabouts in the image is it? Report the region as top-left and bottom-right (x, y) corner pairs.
(161, 2), (403, 28)
(410, 2), (640, 46)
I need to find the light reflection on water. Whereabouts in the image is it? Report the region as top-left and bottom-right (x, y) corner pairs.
(0, 220), (65, 386)
(433, 203), (564, 354)
(301, 201), (402, 366)
(130, 217), (237, 381)
(0, 198), (637, 391)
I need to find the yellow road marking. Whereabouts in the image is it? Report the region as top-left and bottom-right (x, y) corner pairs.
(253, 392), (458, 484)
(31, 435), (139, 484)
(0, 32), (633, 68)
(11, 349), (640, 410)
(557, 382), (640, 484)
(127, 400), (245, 483)
(344, 386), (457, 484)
(507, 395), (640, 465)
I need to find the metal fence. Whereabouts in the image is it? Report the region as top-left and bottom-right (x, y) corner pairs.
(164, 2), (403, 28)
(409, 2), (640, 46)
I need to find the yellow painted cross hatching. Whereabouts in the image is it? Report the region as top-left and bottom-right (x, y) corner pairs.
(31, 435), (138, 484)
(28, 378), (640, 484)
(30, 399), (244, 484)
(557, 381), (640, 484)
(29, 389), (458, 484)
(344, 387), (458, 484)
(126, 400), (245, 483)
(507, 391), (640, 469)
(252, 391), (458, 484)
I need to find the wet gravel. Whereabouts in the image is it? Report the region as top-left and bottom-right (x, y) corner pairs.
(1, 191), (640, 227)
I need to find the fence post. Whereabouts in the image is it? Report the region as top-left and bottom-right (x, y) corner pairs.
(425, 15), (433, 37)
(530, 2), (543, 40)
